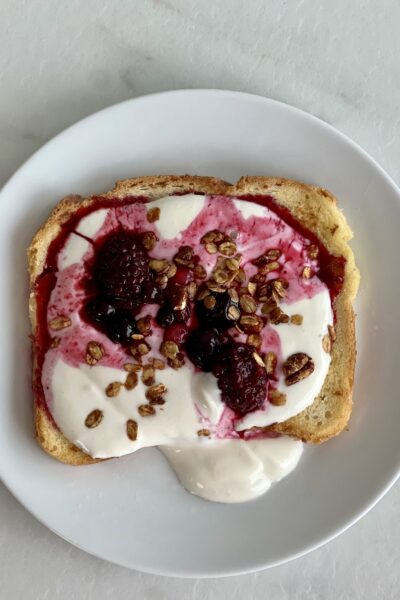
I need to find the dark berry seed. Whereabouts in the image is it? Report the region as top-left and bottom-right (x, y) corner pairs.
(186, 328), (231, 372)
(213, 344), (268, 416)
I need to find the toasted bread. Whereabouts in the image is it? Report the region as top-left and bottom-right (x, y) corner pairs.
(28, 175), (359, 464)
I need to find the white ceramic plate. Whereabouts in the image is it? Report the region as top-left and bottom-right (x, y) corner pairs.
(0, 90), (399, 577)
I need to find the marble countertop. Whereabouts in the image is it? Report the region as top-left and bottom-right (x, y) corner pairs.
(1, 0), (399, 597)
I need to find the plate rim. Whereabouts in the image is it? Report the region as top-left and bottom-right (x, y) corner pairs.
(1, 88), (400, 577)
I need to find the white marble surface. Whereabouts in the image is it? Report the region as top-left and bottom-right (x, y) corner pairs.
(1, 0), (399, 597)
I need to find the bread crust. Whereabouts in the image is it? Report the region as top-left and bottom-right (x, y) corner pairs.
(28, 175), (359, 464)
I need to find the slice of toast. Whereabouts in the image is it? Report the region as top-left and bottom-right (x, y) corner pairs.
(28, 175), (359, 464)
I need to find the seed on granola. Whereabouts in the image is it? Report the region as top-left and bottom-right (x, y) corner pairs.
(264, 352), (277, 375)
(126, 419), (138, 441)
(228, 288), (239, 303)
(137, 316), (152, 335)
(193, 264), (207, 280)
(85, 409), (103, 428)
(125, 371), (138, 390)
(247, 281), (257, 295)
(146, 383), (167, 401)
(160, 340), (179, 359)
(147, 207), (160, 223)
(166, 263), (178, 279)
(205, 242), (218, 254)
(124, 363), (142, 372)
(225, 257), (240, 271)
(261, 299), (277, 315)
(302, 266), (313, 279)
(252, 352), (265, 367)
(239, 294), (257, 313)
(235, 268), (246, 283)
(105, 382), (122, 397)
(197, 428), (210, 437)
(138, 404), (156, 417)
(227, 305), (241, 321)
(283, 352), (315, 385)
(149, 259), (169, 273)
(290, 314), (303, 325)
(142, 365), (155, 386)
(152, 358), (165, 370)
(247, 334), (262, 348)
(307, 244), (319, 259)
(142, 231), (158, 250)
(49, 316), (71, 331)
(204, 295), (217, 310)
(270, 306), (290, 324)
(328, 324), (337, 342)
(50, 337), (60, 348)
(213, 269), (230, 284)
(322, 334), (332, 353)
(219, 241), (237, 257)
(86, 341), (105, 365)
(239, 314), (263, 333)
(269, 390), (287, 406)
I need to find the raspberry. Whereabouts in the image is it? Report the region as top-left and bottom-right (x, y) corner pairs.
(213, 344), (268, 415)
(186, 328), (231, 372)
(94, 232), (150, 309)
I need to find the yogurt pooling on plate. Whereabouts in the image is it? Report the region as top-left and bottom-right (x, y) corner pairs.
(37, 193), (339, 502)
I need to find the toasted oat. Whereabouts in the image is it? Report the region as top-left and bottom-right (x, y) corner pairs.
(193, 264), (207, 280)
(174, 245), (194, 266)
(272, 279), (287, 299)
(187, 281), (197, 300)
(86, 341), (105, 366)
(197, 428), (210, 437)
(149, 259), (169, 273)
(156, 274), (168, 289)
(126, 419), (138, 441)
(239, 294), (257, 314)
(130, 341), (150, 359)
(247, 334), (262, 348)
(146, 383), (167, 401)
(302, 266), (313, 279)
(227, 305), (241, 321)
(85, 409), (103, 428)
(125, 371), (138, 390)
(206, 282), (226, 293)
(307, 244), (319, 259)
(49, 316), (71, 331)
(168, 352), (185, 369)
(322, 334), (332, 353)
(166, 263), (178, 279)
(269, 306), (290, 324)
(239, 314), (263, 333)
(197, 287), (211, 301)
(219, 241), (237, 257)
(261, 299), (277, 315)
(235, 268), (246, 283)
(138, 404), (156, 417)
(205, 242), (218, 254)
(204, 295), (217, 310)
(225, 257), (240, 272)
(152, 358), (165, 370)
(131, 333), (144, 341)
(142, 231), (158, 250)
(266, 249), (282, 260)
(269, 390), (287, 406)
(328, 324), (337, 342)
(264, 261), (280, 273)
(290, 314), (303, 326)
(147, 207), (160, 223)
(252, 352), (265, 367)
(142, 365), (155, 386)
(148, 396), (166, 405)
(124, 363), (142, 372)
(264, 352), (277, 375)
(247, 281), (257, 295)
(213, 269), (230, 285)
(160, 341), (179, 359)
(201, 230), (224, 244)
(228, 288), (239, 303)
(105, 382), (122, 397)
(283, 352), (315, 385)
